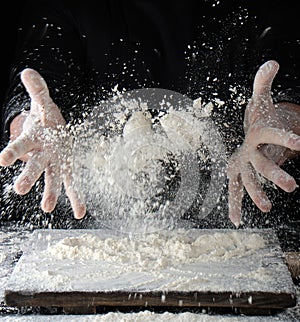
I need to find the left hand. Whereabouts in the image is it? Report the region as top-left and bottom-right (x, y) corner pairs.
(227, 60), (300, 227)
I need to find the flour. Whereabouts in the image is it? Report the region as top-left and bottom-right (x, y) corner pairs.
(72, 98), (182, 231)
(72, 89), (227, 231)
(0, 310), (286, 321)
(5, 229), (296, 303)
(40, 229), (270, 291)
(47, 230), (266, 270)
(234, 267), (272, 282)
(3, 228), (298, 321)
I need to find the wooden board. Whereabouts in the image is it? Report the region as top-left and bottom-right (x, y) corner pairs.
(4, 228), (297, 315)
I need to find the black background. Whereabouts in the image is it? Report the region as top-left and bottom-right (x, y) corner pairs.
(0, 2), (25, 108)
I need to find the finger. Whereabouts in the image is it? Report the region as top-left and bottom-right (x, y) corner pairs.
(41, 165), (62, 213)
(256, 128), (300, 151)
(21, 69), (66, 128)
(21, 68), (53, 109)
(228, 172), (244, 228)
(0, 135), (35, 166)
(63, 174), (86, 219)
(251, 150), (297, 192)
(14, 152), (48, 195)
(241, 162), (272, 212)
(253, 60), (279, 97)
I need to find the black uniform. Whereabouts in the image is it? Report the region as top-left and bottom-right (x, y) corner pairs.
(0, 0), (299, 230)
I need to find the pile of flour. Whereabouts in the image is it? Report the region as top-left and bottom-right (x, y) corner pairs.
(8, 228), (292, 294)
(47, 230), (266, 271)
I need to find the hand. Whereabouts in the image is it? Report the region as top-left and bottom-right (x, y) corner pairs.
(0, 68), (86, 219)
(227, 60), (300, 227)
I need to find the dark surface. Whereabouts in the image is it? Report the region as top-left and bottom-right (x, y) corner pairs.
(4, 290), (296, 313)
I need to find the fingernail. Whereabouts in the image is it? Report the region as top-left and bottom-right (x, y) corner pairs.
(233, 221), (240, 229)
(289, 179), (298, 192)
(0, 152), (13, 166)
(42, 196), (57, 213)
(42, 204), (55, 213)
(74, 204), (86, 220)
(15, 180), (30, 195)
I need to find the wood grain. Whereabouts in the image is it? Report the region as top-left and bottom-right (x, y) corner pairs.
(5, 290), (296, 309)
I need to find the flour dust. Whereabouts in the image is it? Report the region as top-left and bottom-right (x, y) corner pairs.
(71, 88), (227, 233)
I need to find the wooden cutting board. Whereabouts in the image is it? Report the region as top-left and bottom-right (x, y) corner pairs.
(4, 228), (296, 315)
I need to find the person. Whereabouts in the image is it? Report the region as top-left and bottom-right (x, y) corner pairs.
(0, 0), (299, 230)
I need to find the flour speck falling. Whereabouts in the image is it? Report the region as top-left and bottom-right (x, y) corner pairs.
(71, 88), (227, 233)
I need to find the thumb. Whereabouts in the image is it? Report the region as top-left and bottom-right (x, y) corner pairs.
(253, 60), (279, 97)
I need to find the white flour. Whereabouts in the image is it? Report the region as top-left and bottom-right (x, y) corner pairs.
(72, 89), (227, 231)
(3, 227), (299, 321)
(0, 310), (287, 322)
(6, 229), (294, 294)
(47, 230), (266, 270)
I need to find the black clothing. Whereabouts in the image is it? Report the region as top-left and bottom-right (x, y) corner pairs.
(0, 0), (299, 228)
(2, 0), (300, 143)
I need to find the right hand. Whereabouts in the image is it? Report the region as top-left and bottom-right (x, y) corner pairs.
(0, 68), (86, 219)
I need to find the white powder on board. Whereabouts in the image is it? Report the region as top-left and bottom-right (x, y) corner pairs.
(7, 229), (295, 295)
(4, 228), (298, 321)
(47, 230), (266, 270)
(35, 230), (273, 292)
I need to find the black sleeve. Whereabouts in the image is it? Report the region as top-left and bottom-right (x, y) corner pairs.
(211, 0), (300, 154)
(1, 0), (86, 142)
